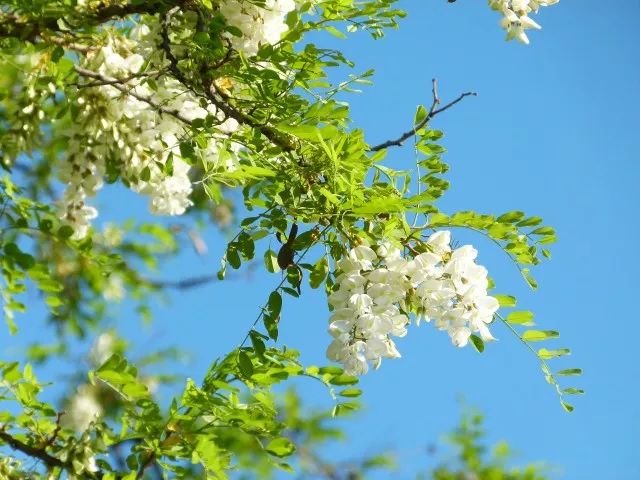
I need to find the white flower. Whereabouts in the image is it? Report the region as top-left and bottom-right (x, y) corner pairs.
(425, 230), (451, 255)
(89, 332), (116, 366)
(103, 274), (125, 302)
(64, 385), (103, 432)
(348, 293), (373, 313)
(489, 0), (558, 44)
(219, 0), (296, 56)
(56, 25), (246, 239)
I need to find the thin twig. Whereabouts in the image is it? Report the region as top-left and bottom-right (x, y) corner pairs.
(42, 412), (65, 449)
(369, 79), (476, 151)
(73, 66), (194, 126)
(73, 70), (165, 88)
(144, 274), (218, 290)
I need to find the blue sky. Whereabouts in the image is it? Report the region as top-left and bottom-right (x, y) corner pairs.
(3, 0), (640, 478)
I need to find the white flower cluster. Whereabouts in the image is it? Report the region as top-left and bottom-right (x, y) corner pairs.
(220, 0), (296, 56)
(58, 28), (240, 239)
(489, 0), (559, 45)
(58, 0), (297, 239)
(326, 231), (499, 375)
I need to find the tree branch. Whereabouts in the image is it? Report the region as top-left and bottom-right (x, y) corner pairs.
(0, 1), (189, 43)
(158, 8), (296, 152)
(369, 79), (477, 151)
(0, 428), (66, 470)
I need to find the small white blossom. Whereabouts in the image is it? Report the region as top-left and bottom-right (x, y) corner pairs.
(219, 0), (297, 56)
(488, 0), (559, 44)
(64, 385), (103, 432)
(89, 332), (116, 366)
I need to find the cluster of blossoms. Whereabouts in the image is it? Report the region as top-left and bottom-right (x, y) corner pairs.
(326, 231), (499, 375)
(489, 0), (559, 44)
(220, 0), (297, 56)
(57, 2), (296, 239)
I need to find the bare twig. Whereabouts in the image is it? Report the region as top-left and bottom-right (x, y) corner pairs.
(42, 412), (65, 449)
(369, 79), (476, 151)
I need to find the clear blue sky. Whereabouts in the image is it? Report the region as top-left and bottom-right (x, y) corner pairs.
(4, 1), (640, 478)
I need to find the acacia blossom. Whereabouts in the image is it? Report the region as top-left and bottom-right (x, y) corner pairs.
(56, 2), (296, 239)
(488, 0), (559, 44)
(63, 385), (103, 432)
(220, 0), (297, 56)
(326, 232), (499, 375)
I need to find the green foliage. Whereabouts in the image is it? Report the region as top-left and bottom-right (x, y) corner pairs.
(429, 409), (549, 480)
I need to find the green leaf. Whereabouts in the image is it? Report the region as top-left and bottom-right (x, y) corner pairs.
(264, 249), (280, 273)
(470, 334), (484, 353)
(494, 294), (516, 308)
(560, 400), (575, 412)
(57, 57), (74, 74)
(522, 330), (559, 342)
(265, 438), (296, 458)
(237, 351), (254, 377)
(309, 257), (328, 289)
(329, 374), (358, 386)
(318, 187), (340, 205)
(226, 244), (241, 269)
(557, 368), (582, 376)
(338, 388), (362, 398)
(505, 311), (535, 325)
(521, 268), (538, 290)
(268, 291), (282, 318)
(562, 388), (584, 395)
(414, 104), (427, 126)
(532, 226), (555, 235)
(332, 402), (358, 417)
(58, 225), (75, 239)
(497, 211), (525, 223)
(324, 25), (347, 39)
(249, 330), (266, 357)
(538, 348), (570, 360)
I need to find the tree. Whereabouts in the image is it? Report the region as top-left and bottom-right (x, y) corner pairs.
(0, 0), (581, 478)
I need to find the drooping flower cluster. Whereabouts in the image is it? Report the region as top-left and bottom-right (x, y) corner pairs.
(489, 0), (559, 44)
(327, 245), (410, 375)
(326, 231), (500, 375)
(220, 0), (297, 56)
(57, 2), (296, 239)
(58, 26), (241, 238)
(410, 231), (499, 348)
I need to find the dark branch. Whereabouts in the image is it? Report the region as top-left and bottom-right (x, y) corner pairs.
(369, 79), (477, 152)
(72, 70), (165, 89)
(158, 8), (296, 152)
(0, 428), (66, 469)
(0, 1), (189, 43)
(136, 452), (156, 480)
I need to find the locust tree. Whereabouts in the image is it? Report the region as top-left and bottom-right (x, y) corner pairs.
(0, 0), (581, 478)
